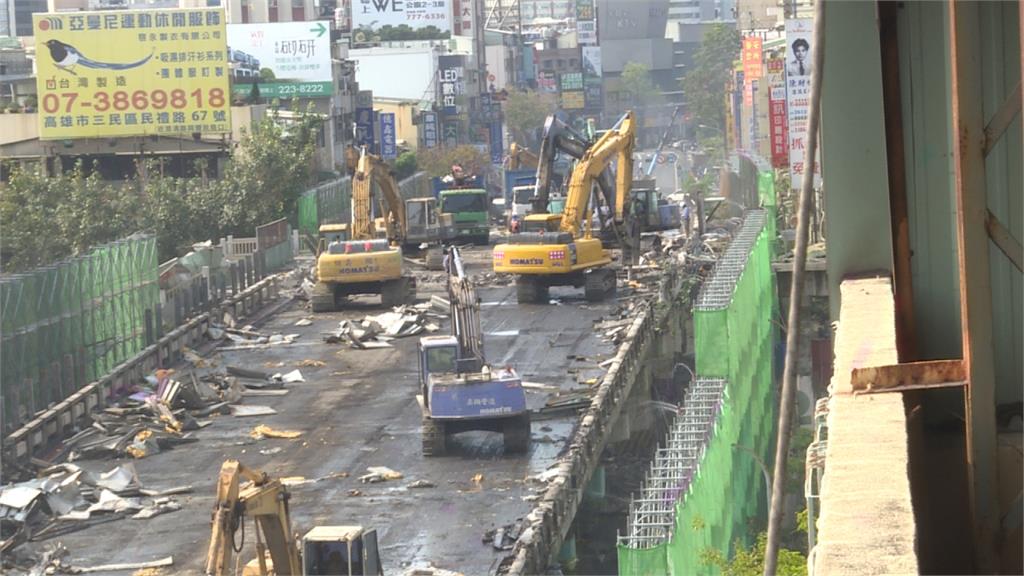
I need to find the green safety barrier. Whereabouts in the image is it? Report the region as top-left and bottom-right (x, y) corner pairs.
(1, 235), (159, 434)
(619, 159), (779, 574)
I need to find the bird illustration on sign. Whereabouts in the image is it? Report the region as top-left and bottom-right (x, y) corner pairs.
(44, 39), (154, 75)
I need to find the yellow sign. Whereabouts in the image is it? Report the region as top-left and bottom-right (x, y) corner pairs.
(33, 8), (231, 140)
(561, 91), (585, 110)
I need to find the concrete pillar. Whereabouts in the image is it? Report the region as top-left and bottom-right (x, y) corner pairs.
(557, 532), (577, 571)
(585, 465), (606, 501)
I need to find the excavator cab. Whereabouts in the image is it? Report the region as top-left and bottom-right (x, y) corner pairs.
(302, 526), (382, 576)
(317, 224), (350, 256)
(521, 213), (562, 234)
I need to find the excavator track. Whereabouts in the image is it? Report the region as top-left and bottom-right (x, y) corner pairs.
(421, 415), (447, 457)
(502, 413), (532, 454)
(310, 281), (337, 312)
(584, 268), (617, 302)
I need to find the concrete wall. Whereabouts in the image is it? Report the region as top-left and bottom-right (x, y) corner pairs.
(821, 0), (893, 320)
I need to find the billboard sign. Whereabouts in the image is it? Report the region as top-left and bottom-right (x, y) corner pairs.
(442, 120), (458, 147)
(584, 78), (603, 109)
(767, 57), (788, 168)
(352, 0), (451, 32)
(559, 72), (583, 92)
(422, 111), (438, 148)
(227, 21), (332, 99)
(785, 18), (820, 190)
(437, 54), (463, 115)
(582, 46), (602, 77)
(561, 90), (584, 109)
(576, 0), (596, 45)
(453, 0), (474, 36)
(33, 8), (230, 139)
(380, 112), (397, 159)
(537, 71), (558, 94)
(741, 36), (763, 80)
(355, 89), (375, 148)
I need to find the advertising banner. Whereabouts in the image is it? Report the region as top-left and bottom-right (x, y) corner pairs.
(741, 36), (763, 80)
(355, 89), (374, 148)
(767, 57), (788, 168)
(454, 0), (474, 36)
(581, 46), (602, 77)
(785, 18), (820, 190)
(561, 90), (584, 109)
(442, 120), (458, 147)
(33, 8), (230, 139)
(559, 72), (583, 92)
(380, 112), (396, 159)
(437, 54), (464, 115)
(576, 0), (596, 45)
(537, 71), (558, 94)
(227, 21), (332, 99)
(352, 0), (451, 32)
(422, 111), (438, 148)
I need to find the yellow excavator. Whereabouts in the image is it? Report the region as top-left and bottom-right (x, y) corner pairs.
(205, 460), (382, 576)
(507, 141), (539, 170)
(493, 111), (635, 303)
(312, 147), (418, 312)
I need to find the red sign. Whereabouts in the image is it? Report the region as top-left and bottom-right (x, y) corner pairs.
(768, 58), (788, 169)
(742, 36), (763, 80)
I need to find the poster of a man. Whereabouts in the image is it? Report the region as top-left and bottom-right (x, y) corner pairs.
(787, 38), (812, 77)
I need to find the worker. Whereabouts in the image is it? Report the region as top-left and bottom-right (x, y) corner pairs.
(510, 214), (521, 234)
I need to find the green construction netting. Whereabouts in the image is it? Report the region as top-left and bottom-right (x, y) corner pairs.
(1, 235), (159, 434)
(297, 173), (433, 241)
(619, 212), (777, 574)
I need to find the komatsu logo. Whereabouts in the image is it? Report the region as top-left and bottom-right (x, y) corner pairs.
(510, 258), (543, 265)
(340, 265), (380, 274)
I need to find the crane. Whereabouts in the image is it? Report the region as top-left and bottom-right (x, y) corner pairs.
(506, 142), (539, 170)
(417, 246), (530, 456)
(205, 460), (382, 576)
(493, 111), (636, 304)
(311, 147), (418, 312)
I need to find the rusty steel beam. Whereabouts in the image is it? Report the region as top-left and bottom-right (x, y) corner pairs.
(985, 209), (1023, 273)
(982, 81), (1021, 157)
(949, 1), (1000, 571)
(879, 0), (919, 362)
(851, 359), (965, 394)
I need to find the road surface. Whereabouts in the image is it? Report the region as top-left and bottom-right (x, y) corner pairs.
(38, 246), (616, 575)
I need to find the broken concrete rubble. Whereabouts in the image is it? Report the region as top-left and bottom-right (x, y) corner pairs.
(323, 305), (442, 349)
(0, 463), (184, 566)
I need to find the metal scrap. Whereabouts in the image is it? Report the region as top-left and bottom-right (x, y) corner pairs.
(358, 467), (403, 483)
(323, 305), (443, 349)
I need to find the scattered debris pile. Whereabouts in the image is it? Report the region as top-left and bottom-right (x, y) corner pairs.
(482, 519), (525, 551)
(323, 304), (443, 349)
(0, 462), (189, 569)
(209, 324), (300, 351)
(26, 366), (307, 474)
(469, 271), (513, 287)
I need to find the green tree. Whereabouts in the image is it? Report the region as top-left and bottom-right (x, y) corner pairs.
(701, 533), (808, 576)
(682, 24), (742, 132)
(621, 61), (659, 108)
(502, 89), (557, 147)
(415, 145), (491, 179)
(393, 150), (418, 180)
(259, 68), (276, 81)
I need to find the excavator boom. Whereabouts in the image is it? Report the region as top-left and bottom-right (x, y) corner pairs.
(560, 112), (635, 238)
(205, 460), (302, 576)
(350, 147), (407, 243)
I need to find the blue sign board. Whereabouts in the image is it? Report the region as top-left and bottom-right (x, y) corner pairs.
(489, 120), (503, 165)
(422, 111), (438, 148)
(355, 107), (374, 149)
(380, 113), (397, 159)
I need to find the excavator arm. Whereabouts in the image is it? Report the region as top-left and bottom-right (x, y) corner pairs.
(560, 111), (635, 238)
(205, 460), (302, 576)
(445, 246), (484, 369)
(507, 142), (539, 170)
(350, 147), (407, 243)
